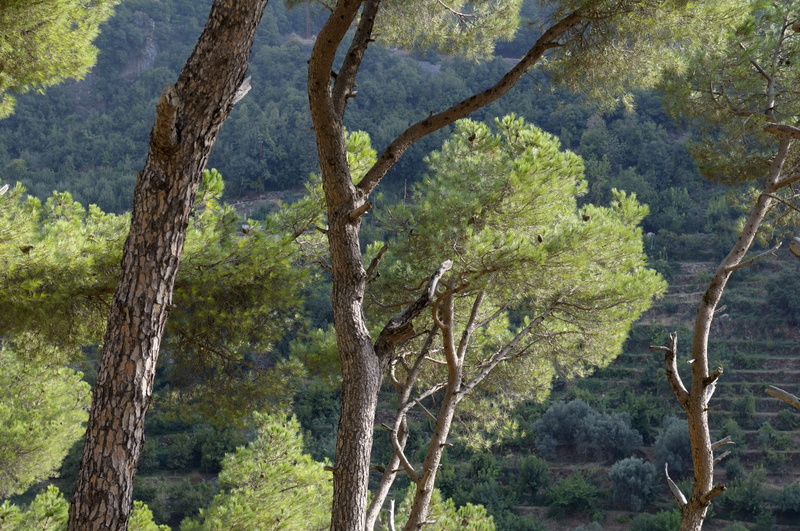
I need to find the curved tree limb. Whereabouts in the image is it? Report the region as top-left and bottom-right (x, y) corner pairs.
(356, 11), (584, 197)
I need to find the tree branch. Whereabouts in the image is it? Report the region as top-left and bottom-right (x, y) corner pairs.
(458, 305), (556, 399)
(766, 385), (800, 411)
(374, 260), (452, 362)
(349, 200), (373, 221)
(356, 11), (584, 197)
(713, 450), (731, 465)
(704, 366), (723, 388)
(711, 435), (734, 450)
(700, 484), (726, 505)
(764, 122), (800, 139)
(382, 423), (419, 483)
(414, 398), (438, 423)
(651, 332), (689, 407)
(332, 0), (379, 116)
(665, 463), (687, 508)
(366, 243), (388, 279)
(723, 242), (781, 273)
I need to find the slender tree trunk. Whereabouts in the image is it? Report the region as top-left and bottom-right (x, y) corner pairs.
(404, 384), (459, 531)
(661, 137), (795, 531)
(68, 2), (268, 529)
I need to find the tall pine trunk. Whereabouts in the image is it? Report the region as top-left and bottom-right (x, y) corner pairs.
(68, 1), (268, 529)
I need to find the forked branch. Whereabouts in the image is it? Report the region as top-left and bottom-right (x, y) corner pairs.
(651, 332), (689, 407)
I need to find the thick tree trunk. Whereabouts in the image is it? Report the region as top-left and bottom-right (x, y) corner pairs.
(306, 1), (584, 527)
(68, 2), (268, 529)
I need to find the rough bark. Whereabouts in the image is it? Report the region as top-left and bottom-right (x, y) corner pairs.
(307, 3), (586, 527)
(68, 2), (268, 529)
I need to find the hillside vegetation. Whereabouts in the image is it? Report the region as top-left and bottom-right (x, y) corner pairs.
(1, 1), (798, 530)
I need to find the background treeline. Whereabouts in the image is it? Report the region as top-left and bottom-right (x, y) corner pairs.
(0, 0), (737, 262)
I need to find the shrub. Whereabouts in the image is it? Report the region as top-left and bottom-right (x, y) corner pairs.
(765, 268), (800, 326)
(545, 472), (601, 518)
(774, 409), (800, 430)
(731, 393), (757, 429)
(393, 485), (496, 531)
(165, 432), (198, 470)
(776, 484), (800, 517)
(757, 421), (791, 451)
(722, 467), (768, 520)
(720, 523), (749, 531)
(629, 510), (681, 531)
(609, 457), (657, 511)
(720, 419), (746, 457)
(516, 455), (549, 500)
(181, 413), (331, 531)
(654, 416), (691, 478)
(578, 411), (643, 461)
(533, 400), (642, 462)
(496, 513), (547, 531)
(725, 458), (744, 483)
(469, 452), (499, 481)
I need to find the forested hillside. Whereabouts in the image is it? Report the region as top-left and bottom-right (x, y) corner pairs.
(0, 0), (731, 242)
(2, 1), (799, 530)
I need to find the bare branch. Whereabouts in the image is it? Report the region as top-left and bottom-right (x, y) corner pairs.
(704, 366), (723, 387)
(231, 76), (252, 105)
(349, 201), (373, 221)
(723, 242), (782, 273)
(714, 450), (732, 465)
(761, 191), (800, 210)
(665, 463), (687, 508)
(712, 435), (734, 450)
(766, 385), (800, 411)
(435, 0), (476, 20)
(414, 399), (438, 423)
(389, 427), (419, 484)
(739, 42), (772, 83)
(366, 243), (388, 279)
(388, 498), (396, 531)
(459, 305), (557, 399)
(700, 484), (727, 505)
(374, 260), (453, 362)
(652, 332), (689, 406)
(456, 289), (486, 363)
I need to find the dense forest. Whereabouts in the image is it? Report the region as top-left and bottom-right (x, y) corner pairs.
(2, 1), (800, 530)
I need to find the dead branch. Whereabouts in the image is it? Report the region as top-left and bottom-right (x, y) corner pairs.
(382, 423), (419, 484)
(766, 385), (800, 411)
(414, 399), (438, 423)
(665, 463), (687, 508)
(714, 450), (731, 465)
(652, 332), (689, 406)
(366, 243), (388, 278)
(723, 242), (782, 273)
(699, 484), (727, 505)
(704, 367), (723, 388)
(711, 435), (734, 450)
(374, 260), (452, 361)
